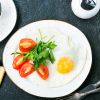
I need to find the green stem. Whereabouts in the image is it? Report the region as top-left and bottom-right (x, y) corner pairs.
(11, 52), (27, 55)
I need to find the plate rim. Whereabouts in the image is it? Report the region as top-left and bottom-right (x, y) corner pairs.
(3, 20), (92, 98)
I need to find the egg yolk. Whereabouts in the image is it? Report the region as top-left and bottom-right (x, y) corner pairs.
(57, 57), (74, 74)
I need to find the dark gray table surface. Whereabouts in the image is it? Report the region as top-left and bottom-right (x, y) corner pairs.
(0, 0), (100, 100)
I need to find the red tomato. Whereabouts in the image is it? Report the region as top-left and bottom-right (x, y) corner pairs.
(19, 62), (34, 77)
(12, 55), (28, 70)
(36, 64), (49, 80)
(19, 38), (36, 52)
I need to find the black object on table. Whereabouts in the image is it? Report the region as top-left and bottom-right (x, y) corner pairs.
(0, 0), (100, 100)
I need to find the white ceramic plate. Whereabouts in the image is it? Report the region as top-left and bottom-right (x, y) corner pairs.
(0, 0), (17, 41)
(3, 20), (92, 98)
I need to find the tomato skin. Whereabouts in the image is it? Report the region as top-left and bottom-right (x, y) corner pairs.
(12, 55), (27, 70)
(36, 64), (49, 80)
(19, 62), (34, 77)
(19, 38), (36, 52)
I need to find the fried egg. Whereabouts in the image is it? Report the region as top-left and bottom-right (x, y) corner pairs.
(56, 56), (74, 74)
(27, 28), (87, 87)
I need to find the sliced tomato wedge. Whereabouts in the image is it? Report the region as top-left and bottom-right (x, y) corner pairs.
(12, 55), (28, 70)
(19, 62), (34, 77)
(19, 38), (36, 52)
(36, 64), (49, 80)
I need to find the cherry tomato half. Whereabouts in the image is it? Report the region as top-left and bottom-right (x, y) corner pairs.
(19, 62), (34, 77)
(12, 55), (28, 70)
(36, 64), (49, 80)
(19, 38), (36, 52)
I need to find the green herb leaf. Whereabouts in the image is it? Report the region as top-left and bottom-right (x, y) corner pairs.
(39, 58), (46, 65)
(49, 50), (55, 63)
(47, 42), (57, 49)
(39, 50), (49, 59)
(34, 60), (40, 70)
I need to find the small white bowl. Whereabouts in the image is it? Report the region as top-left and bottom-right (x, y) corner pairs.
(71, 0), (100, 19)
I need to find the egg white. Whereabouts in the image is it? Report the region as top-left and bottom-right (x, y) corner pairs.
(27, 28), (87, 88)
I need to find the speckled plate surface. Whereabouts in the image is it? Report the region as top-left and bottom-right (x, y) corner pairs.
(3, 20), (92, 98)
(0, 0), (17, 41)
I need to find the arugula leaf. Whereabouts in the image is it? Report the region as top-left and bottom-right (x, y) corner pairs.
(39, 50), (49, 59)
(49, 50), (55, 63)
(37, 45), (42, 53)
(28, 53), (34, 61)
(47, 41), (57, 49)
(39, 58), (46, 65)
(34, 60), (39, 70)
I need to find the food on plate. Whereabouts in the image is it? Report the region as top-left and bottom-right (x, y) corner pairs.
(56, 56), (74, 74)
(11, 28), (86, 87)
(36, 64), (49, 80)
(12, 36), (57, 80)
(12, 29), (85, 84)
(12, 54), (29, 70)
(19, 38), (36, 52)
(19, 62), (34, 77)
